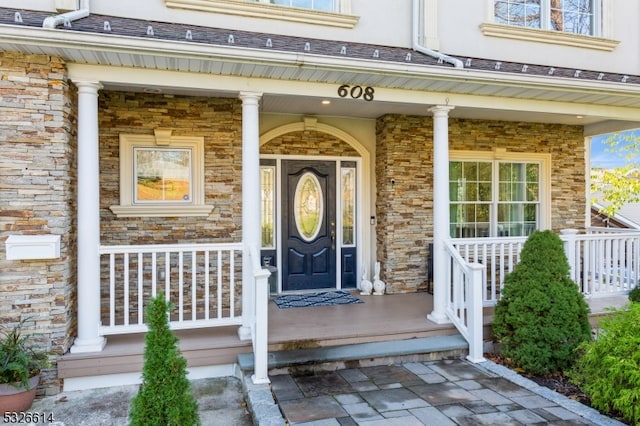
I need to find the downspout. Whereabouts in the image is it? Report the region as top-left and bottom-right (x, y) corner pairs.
(43, 0), (90, 29)
(412, 0), (463, 69)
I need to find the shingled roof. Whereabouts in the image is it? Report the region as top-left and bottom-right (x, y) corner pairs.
(2, 7), (640, 86)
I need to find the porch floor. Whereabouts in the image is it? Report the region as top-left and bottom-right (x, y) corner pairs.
(57, 292), (628, 382)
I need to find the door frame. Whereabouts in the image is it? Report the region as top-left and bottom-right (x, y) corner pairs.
(261, 154), (364, 293)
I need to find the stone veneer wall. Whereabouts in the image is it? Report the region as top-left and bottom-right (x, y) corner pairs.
(99, 92), (243, 244)
(261, 130), (360, 157)
(98, 92), (244, 321)
(375, 115), (585, 293)
(0, 52), (77, 395)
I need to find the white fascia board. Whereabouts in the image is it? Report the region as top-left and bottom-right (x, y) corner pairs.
(5, 24), (640, 99)
(5, 27), (640, 120)
(67, 63), (640, 122)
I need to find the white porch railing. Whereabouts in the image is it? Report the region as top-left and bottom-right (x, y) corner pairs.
(99, 241), (271, 384)
(564, 229), (640, 297)
(444, 241), (486, 363)
(99, 242), (243, 335)
(452, 229), (640, 306)
(452, 237), (526, 306)
(447, 228), (640, 363)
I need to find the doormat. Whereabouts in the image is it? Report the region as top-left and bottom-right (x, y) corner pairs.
(273, 290), (363, 309)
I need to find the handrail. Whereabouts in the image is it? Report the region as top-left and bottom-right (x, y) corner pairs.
(248, 244), (271, 385)
(100, 242), (242, 254)
(444, 240), (486, 363)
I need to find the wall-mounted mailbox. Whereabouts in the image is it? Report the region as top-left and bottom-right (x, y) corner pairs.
(5, 235), (61, 260)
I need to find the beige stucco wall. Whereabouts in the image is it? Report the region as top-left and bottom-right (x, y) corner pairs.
(0, 52), (77, 395)
(375, 114), (586, 293)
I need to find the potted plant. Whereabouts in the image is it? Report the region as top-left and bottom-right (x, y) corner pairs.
(0, 319), (50, 414)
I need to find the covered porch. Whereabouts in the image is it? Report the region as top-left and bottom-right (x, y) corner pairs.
(58, 282), (630, 391)
(51, 22), (640, 390)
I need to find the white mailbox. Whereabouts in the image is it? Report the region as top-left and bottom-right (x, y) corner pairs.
(5, 235), (61, 260)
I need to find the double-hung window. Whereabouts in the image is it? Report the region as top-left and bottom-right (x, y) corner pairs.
(449, 151), (550, 238)
(494, 0), (600, 36)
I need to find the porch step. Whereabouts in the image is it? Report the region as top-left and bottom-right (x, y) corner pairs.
(237, 334), (469, 373)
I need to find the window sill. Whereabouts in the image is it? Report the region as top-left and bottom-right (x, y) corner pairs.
(480, 23), (619, 51)
(165, 0), (359, 28)
(110, 204), (214, 218)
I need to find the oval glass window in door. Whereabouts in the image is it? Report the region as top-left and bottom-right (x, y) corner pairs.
(294, 172), (323, 241)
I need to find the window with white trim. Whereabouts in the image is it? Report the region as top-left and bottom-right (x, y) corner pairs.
(165, 0), (357, 28)
(110, 131), (213, 217)
(449, 151), (550, 238)
(494, 0), (600, 36)
(256, 0), (336, 12)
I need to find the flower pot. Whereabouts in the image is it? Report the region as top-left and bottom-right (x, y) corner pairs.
(0, 375), (39, 414)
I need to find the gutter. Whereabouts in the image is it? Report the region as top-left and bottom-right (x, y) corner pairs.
(412, 0), (463, 69)
(43, 0), (90, 29)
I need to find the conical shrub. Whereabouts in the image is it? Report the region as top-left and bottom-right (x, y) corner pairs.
(492, 230), (591, 375)
(129, 294), (200, 426)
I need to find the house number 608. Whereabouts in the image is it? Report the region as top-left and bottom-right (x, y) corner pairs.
(337, 85), (375, 102)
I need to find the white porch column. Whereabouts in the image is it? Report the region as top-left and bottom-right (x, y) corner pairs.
(238, 92), (263, 341)
(71, 81), (106, 353)
(428, 105), (454, 324)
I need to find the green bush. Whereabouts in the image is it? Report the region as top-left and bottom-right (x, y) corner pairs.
(570, 303), (640, 425)
(492, 230), (591, 375)
(628, 285), (640, 303)
(129, 294), (200, 426)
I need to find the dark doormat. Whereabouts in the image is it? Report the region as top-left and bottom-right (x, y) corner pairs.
(273, 290), (363, 309)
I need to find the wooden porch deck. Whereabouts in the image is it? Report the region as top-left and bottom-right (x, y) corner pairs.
(57, 291), (628, 387)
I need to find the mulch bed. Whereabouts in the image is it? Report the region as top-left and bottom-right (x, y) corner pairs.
(486, 353), (590, 404)
(486, 353), (629, 424)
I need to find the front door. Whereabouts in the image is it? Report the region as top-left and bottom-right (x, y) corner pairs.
(281, 160), (336, 291)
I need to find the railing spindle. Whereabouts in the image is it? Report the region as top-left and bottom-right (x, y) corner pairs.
(138, 252), (143, 325)
(205, 251), (210, 321)
(229, 249), (235, 319)
(217, 250), (223, 319)
(178, 251), (184, 322)
(109, 253), (115, 327)
(192, 251), (197, 322)
(124, 252), (129, 327)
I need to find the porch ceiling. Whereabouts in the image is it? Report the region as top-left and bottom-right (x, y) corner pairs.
(2, 8), (640, 132)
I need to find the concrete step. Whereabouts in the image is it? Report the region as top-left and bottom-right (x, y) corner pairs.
(238, 334), (469, 373)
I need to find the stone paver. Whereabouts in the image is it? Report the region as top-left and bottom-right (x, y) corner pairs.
(24, 359), (622, 426)
(269, 359), (623, 426)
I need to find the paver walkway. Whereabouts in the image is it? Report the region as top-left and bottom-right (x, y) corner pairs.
(269, 359), (618, 425)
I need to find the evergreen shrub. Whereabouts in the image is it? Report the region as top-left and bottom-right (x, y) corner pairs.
(492, 230), (591, 375)
(129, 294), (200, 426)
(570, 303), (640, 425)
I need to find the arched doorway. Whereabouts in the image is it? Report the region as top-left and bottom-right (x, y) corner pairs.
(259, 120), (370, 293)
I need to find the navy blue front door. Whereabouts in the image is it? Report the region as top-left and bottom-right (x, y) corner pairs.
(282, 160), (336, 291)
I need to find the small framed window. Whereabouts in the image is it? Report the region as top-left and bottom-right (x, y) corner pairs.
(110, 131), (213, 217)
(133, 147), (193, 203)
